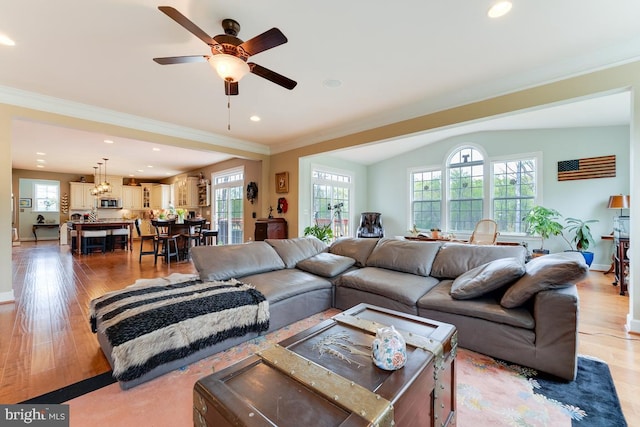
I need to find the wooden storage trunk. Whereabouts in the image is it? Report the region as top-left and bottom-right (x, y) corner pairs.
(194, 303), (457, 427)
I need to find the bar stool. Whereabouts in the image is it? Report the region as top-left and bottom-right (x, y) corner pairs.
(135, 219), (156, 262)
(108, 228), (129, 251)
(81, 230), (107, 254)
(181, 219), (205, 260)
(201, 230), (219, 246)
(152, 219), (180, 265)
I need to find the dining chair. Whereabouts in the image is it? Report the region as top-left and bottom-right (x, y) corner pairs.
(152, 219), (180, 265)
(469, 219), (499, 245)
(135, 218), (156, 262)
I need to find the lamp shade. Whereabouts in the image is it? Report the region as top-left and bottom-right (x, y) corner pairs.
(208, 54), (250, 82)
(607, 194), (630, 209)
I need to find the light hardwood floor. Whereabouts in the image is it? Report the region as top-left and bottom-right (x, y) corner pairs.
(2, 241), (639, 424)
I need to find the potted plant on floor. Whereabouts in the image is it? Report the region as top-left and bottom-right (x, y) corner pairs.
(563, 217), (599, 266)
(303, 223), (334, 243)
(523, 206), (564, 257)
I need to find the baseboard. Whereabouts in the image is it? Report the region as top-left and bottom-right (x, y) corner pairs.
(626, 314), (640, 334)
(0, 290), (15, 304)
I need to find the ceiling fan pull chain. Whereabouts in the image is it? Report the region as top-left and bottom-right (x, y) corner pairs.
(227, 93), (231, 131)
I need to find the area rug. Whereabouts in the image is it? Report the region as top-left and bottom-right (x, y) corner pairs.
(50, 309), (624, 427)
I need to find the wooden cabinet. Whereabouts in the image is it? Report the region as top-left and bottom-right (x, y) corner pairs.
(121, 186), (142, 210)
(254, 218), (288, 241)
(69, 182), (96, 210)
(145, 184), (171, 210)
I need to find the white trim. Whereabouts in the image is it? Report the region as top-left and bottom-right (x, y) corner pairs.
(0, 290), (15, 304)
(0, 85), (269, 155)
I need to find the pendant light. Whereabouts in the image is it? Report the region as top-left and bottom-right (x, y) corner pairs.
(101, 158), (112, 194)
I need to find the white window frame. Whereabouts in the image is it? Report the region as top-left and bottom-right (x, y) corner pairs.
(212, 166), (244, 244)
(310, 165), (354, 239)
(407, 166), (442, 232)
(32, 180), (60, 213)
(446, 144), (486, 232)
(490, 152), (542, 236)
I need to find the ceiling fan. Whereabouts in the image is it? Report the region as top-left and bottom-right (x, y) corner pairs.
(153, 6), (297, 96)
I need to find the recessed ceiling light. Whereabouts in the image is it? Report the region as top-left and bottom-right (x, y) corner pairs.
(0, 34), (15, 46)
(104, 139), (114, 144)
(36, 159), (45, 163)
(147, 165), (153, 168)
(129, 174), (135, 177)
(36, 152), (46, 156)
(152, 147), (161, 151)
(488, 1), (512, 18)
(36, 164), (44, 168)
(322, 78), (342, 88)
(137, 169), (144, 173)
(250, 115), (261, 122)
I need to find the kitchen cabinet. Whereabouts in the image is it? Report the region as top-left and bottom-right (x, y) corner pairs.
(121, 186), (142, 210)
(198, 181), (210, 207)
(69, 182), (96, 210)
(174, 176), (199, 208)
(151, 184), (172, 210)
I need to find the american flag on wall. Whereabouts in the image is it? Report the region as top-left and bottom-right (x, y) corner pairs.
(557, 155), (616, 181)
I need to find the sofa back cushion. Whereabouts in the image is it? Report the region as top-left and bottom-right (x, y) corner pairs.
(366, 238), (443, 277)
(329, 237), (380, 267)
(430, 242), (527, 279)
(500, 251), (588, 308)
(191, 242), (285, 281)
(296, 252), (356, 278)
(265, 237), (327, 268)
(450, 257), (526, 299)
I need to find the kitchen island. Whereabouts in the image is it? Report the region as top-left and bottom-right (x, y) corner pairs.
(68, 220), (134, 254)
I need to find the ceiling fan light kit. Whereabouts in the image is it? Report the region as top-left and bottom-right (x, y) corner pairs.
(208, 54), (250, 82)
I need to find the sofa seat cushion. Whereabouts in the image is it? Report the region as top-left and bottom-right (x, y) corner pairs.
(192, 242), (284, 282)
(450, 257), (525, 299)
(240, 269), (333, 305)
(430, 242), (527, 279)
(366, 238), (443, 276)
(501, 252), (588, 308)
(265, 237), (328, 268)
(329, 237), (380, 267)
(296, 252), (356, 278)
(336, 267), (440, 307)
(418, 280), (534, 329)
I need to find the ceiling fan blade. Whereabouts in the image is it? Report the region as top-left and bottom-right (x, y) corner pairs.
(225, 80), (239, 96)
(153, 55), (209, 65)
(248, 63), (297, 90)
(239, 28), (287, 57)
(158, 6), (218, 47)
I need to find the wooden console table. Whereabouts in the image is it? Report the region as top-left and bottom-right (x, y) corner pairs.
(613, 236), (629, 295)
(32, 223), (60, 242)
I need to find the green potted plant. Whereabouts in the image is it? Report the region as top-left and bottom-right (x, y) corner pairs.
(303, 223), (334, 243)
(563, 217), (599, 266)
(523, 206), (564, 256)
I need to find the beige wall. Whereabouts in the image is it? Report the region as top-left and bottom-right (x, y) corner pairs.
(3, 61), (640, 331)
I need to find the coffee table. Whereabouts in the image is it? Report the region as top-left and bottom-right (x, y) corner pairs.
(193, 304), (457, 426)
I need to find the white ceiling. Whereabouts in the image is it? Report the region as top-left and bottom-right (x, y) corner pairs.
(3, 1), (639, 177)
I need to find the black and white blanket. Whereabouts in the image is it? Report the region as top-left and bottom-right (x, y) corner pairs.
(90, 276), (269, 382)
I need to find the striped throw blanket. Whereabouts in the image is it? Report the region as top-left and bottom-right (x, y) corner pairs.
(90, 278), (269, 382)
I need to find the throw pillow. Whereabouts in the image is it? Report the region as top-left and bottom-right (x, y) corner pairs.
(329, 237), (379, 267)
(450, 257), (525, 300)
(500, 252), (588, 308)
(296, 252), (356, 278)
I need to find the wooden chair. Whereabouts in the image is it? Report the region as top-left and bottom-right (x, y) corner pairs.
(135, 219), (156, 262)
(469, 219), (499, 245)
(152, 219), (180, 265)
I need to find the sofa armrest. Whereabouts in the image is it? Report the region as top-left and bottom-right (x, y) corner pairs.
(532, 285), (579, 380)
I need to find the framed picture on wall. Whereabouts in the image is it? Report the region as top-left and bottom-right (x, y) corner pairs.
(19, 198), (32, 208)
(276, 172), (289, 193)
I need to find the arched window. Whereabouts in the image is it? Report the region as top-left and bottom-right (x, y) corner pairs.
(448, 147), (484, 232)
